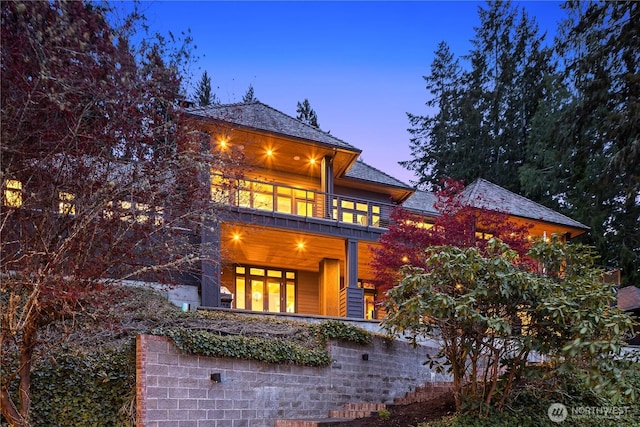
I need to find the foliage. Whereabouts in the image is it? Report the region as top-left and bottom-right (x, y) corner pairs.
(2, 347), (136, 427)
(551, 1), (639, 286)
(153, 319), (372, 367)
(421, 365), (640, 426)
(0, 2), (239, 425)
(382, 236), (636, 414)
(242, 83), (258, 103)
(313, 319), (372, 345)
(372, 179), (532, 294)
(378, 408), (391, 421)
(296, 98), (319, 128)
(405, 0), (639, 286)
(155, 328), (333, 366)
(404, 0), (553, 194)
(194, 70), (217, 106)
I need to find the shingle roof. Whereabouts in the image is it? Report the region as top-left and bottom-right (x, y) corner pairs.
(618, 286), (640, 311)
(461, 178), (589, 230)
(344, 160), (412, 189)
(187, 102), (359, 152)
(401, 190), (439, 216)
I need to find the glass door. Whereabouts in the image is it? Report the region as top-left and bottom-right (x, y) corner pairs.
(250, 278), (264, 311)
(235, 265), (296, 313)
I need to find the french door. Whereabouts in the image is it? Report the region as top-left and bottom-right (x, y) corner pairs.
(235, 266), (296, 313)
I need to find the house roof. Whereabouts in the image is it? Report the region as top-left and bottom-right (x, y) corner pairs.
(344, 160), (412, 190)
(401, 190), (439, 216)
(618, 286), (640, 311)
(461, 179), (590, 231)
(186, 102), (360, 152)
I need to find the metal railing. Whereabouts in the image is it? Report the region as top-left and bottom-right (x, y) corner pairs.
(211, 176), (395, 228)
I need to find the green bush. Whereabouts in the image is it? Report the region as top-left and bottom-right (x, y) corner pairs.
(420, 365), (640, 427)
(155, 328), (333, 366)
(314, 320), (373, 345)
(17, 345), (136, 427)
(153, 320), (372, 367)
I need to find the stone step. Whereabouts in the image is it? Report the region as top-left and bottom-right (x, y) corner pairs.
(327, 401), (387, 419)
(393, 382), (454, 405)
(275, 382), (453, 427)
(274, 418), (354, 427)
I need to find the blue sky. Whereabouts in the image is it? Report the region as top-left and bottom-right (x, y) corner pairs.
(137, 1), (565, 184)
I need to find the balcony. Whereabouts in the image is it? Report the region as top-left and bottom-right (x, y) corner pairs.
(212, 176), (395, 229)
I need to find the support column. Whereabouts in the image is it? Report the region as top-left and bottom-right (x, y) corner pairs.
(321, 155), (334, 218)
(198, 131), (221, 308)
(319, 258), (340, 316)
(201, 221), (221, 307)
(341, 239), (364, 318)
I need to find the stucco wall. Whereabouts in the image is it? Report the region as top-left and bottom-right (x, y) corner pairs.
(136, 334), (447, 427)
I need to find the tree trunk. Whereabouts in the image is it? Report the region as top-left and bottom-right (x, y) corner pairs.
(1, 388), (28, 427)
(1, 323), (36, 427)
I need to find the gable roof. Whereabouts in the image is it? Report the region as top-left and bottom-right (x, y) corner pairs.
(186, 102), (359, 152)
(461, 178), (589, 231)
(401, 190), (439, 216)
(344, 160), (412, 190)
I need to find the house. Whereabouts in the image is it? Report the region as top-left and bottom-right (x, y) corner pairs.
(617, 285), (640, 345)
(185, 101), (590, 319)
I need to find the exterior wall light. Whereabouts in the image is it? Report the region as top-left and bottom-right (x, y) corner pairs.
(362, 353), (369, 361)
(211, 373), (222, 383)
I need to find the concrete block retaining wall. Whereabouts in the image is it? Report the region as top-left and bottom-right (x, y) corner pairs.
(136, 334), (447, 427)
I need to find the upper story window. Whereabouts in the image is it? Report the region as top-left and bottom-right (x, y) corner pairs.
(333, 198), (381, 226)
(213, 175), (316, 218)
(58, 191), (76, 215)
(3, 179), (23, 208)
(104, 200), (164, 225)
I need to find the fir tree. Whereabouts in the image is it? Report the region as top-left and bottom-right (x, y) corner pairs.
(296, 98), (319, 128)
(194, 70), (217, 106)
(242, 84), (257, 103)
(553, 1), (640, 285)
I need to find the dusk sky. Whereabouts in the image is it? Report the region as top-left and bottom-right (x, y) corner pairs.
(135, 1), (565, 185)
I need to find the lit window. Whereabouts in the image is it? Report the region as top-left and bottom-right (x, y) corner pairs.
(332, 198), (380, 226)
(109, 200), (163, 224)
(234, 266), (296, 313)
(3, 179), (23, 207)
(58, 191), (76, 215)
(136, 203), (150, 223)
(154, 206), (164, 226)
(103, 201), (114, 219)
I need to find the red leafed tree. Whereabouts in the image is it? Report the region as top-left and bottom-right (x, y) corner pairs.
(0, 2), (238, 425)
(372, 179), (534, 294)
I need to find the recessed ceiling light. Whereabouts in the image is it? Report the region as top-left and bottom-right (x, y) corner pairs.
(293, 155), (300, 161)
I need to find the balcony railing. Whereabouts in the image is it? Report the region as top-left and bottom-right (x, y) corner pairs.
(212, 176), (395, 228)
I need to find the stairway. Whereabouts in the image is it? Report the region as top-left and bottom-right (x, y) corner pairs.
(274, 382), (453, 427)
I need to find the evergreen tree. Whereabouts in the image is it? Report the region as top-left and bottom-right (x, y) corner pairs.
(464, 0), (552, 193)
(194, 70), (216, 106)
(554, 1), (640, 285)
(242, 84), (257, 103)
(406, 1), (553, 194)
(518, 73), (573, 211)
(296, 98), (319, 128)
(403, 42), (468, 189)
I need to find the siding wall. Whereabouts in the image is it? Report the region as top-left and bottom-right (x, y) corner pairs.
(136, 334), (447, 427)
(296, 270), (319, 315)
